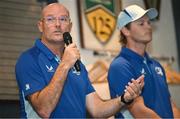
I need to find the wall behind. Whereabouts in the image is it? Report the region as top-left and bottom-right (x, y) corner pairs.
(59, 0), (105, 65)
(59, 0), (180, 107)
(59, 0), (178, 71)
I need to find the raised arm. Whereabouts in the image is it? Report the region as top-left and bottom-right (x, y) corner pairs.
(28, 43), (79, 118)
(86, 75), (144, 118)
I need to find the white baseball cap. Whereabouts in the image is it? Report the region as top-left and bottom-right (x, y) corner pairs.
(117, 4), (158, 30)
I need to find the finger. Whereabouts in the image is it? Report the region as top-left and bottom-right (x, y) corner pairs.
(131, 79), (140, 93)
(135, 75), (145, 91)
(123, 91), (131, 101)
(67, 43), (76, 48)
(140, 81), (145, 90)
(132, 79), (143, 94)
(72, 49), (80, 61)
(128, 81), (140, 95)
(127, 80), (142, 96)
(136, 75), (145, 83)
(125, 85), (136, 97)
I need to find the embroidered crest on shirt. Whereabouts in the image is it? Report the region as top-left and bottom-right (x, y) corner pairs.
(46, 65), (54, 72)
(72, 67), (80, 75)
(25, 84), (30, 90)
(155, 66), (163, 76)
(141, 68), (146, 75)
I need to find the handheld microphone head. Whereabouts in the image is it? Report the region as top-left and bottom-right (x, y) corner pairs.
(63, 32), (72, 45)
(63, 32), (81, 72)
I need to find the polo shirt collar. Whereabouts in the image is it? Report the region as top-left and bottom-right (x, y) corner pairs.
(120, 47), (152, 64)
(35, 39), (55, 60)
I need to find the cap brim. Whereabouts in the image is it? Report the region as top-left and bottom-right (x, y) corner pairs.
(131, 8), (158, 22)
(146, 8), (158, 20)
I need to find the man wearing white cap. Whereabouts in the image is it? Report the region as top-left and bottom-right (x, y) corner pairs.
(108, 4), (180, 118)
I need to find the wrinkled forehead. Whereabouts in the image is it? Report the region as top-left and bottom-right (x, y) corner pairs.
(41, 3), (69, 18)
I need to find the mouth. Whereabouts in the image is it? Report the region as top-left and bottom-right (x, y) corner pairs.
(145, 31), (152, 35)
(53, 31), (62, 35)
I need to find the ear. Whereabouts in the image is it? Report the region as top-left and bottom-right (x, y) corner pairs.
(37, 20), (43, 32)
(121, 27), (130, 37)
(69, 22), (72, 32)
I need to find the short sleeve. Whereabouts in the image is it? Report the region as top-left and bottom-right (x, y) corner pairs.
(15, 52), (46, 98)
(108, 58), (136, 98)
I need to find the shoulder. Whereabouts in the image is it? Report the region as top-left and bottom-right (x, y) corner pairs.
(150, 58), (164, 69)
(108, 55), (136, 82)
(16, 46), (41, 72)
(109, 55), (133, 72)
(17, 46), (40, 63)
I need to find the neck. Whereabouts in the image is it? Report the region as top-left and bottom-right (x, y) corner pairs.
(41, 39), (65, 58)
(126, 42), (146, 56)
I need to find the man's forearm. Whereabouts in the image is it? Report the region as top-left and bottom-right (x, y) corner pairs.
(29, 62), (70, 117)
(130, 107), (160, 118)
(127, 96), (160, 118)
(88, 93), (124, 118)
(100, 97), (123, 117)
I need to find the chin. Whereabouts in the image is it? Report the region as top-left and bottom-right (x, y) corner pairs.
(148, 38), (152, 42)
(145, 36), (152, 42)
(56, 39), (64, 43)
(54, 36), (63, 41)
(48, 38), (63, 44)
(141, 39), (151, 44)
(145, 39), (151, 43)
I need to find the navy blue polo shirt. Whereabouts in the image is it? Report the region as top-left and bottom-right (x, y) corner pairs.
(108, 47), (173, 118)
(15, 39), (95, 118)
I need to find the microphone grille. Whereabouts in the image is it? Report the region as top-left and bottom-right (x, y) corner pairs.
(63, 32), (72, 45)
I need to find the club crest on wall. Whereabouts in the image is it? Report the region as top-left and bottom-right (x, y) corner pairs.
(77, 0), (121, 51)
(84, 0), (116, 44)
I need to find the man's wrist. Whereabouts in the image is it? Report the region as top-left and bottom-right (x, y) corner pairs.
(121, 93), (134, 105)
(59, 60), (71, 70)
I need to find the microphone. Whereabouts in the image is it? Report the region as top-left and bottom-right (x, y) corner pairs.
(63, 32), (81, 72)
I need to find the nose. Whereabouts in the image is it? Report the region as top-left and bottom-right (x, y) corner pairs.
(145, 22), (152, 30)
(55, 19), (61, 26)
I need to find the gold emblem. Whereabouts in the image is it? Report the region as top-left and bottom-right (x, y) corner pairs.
(84, 0), (117, 44)
(86, 6), (116, 44)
